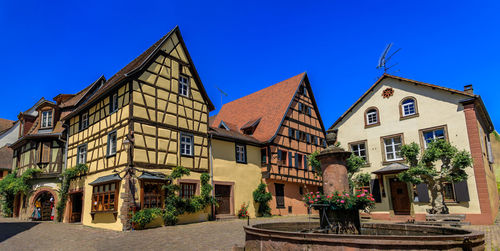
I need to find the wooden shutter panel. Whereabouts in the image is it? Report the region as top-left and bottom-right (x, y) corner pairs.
(288, 153), (293, 167)
(277, 150), (282, 160)
(454, 180), (470, 202)
(294, 154), (299, 168)
(288, 128), (293, 137)
(370, 179), (382, 203)
(295, 131), (300, 140)
(416, 183), (430, 203)
(42, 142), (51, 163)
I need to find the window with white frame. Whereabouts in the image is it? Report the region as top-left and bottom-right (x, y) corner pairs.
(383, 136), (403, 161)
(110, 92), (119, 113)
(80, 113), (89, 130)
(235, 144), (246, 163)
(401, 98), (416, 116)
(77, 144), (87, 164)
(41, 110), (53, 128)
(350, 142), (367, 161)
(366, 109), (378, 125)
(180, 133), (193, 156)
(179, 75), (190, 97)
(107, 131), (117, 156)
(422, 128), (445, 148)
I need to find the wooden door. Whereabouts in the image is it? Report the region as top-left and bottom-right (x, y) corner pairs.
(70, 193), (83, 222)
(390, 179), (410, 215)
(215, 185), (231, 215)
(274, 183), (285, 208)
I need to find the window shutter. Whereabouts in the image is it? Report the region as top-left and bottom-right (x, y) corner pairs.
(294, 154), (298, 168)
(42, 142), (51, 163)
(298, 103), (303, 112)
(306, 134), (311, 143)
(288, 153), (293, 167)
(454, 180), (470, 202)
(277, 150), (282, 161)
(296, 131), (300, 140)
(370, 179), (382, 203)
(416, 183), (430, 203)
(288, 128), (293, 137)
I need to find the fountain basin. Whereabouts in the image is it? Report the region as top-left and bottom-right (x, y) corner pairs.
(243, 222), (484, 250)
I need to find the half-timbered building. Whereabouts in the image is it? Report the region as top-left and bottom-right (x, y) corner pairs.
(62, 26), (214, 231)
(211, 73), (326, 215)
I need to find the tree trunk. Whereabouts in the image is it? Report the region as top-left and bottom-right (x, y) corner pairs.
(428, 181), (449, 214)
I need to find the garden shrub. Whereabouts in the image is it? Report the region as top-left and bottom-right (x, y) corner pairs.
(253, 183), (272, 217)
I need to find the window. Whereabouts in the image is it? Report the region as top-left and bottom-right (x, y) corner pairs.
(306, 106), (312, 116)
(77, 144), (87, 164)
(350, 141), (367, 161)
(401, 98), (417, 117)
(38, 142), (51, 163)
(313, 136), (318, 145)
(297, 154), (303, 169)
(422, 127), (446, 148)
(107, 131), (117, 156)
(80, 113), (89, 130)
(179, 75), (190, 97)
(275, 183), (285, 208)
(180, 133), (193, 156)
(180, 183), (196, 199)
(278, 150), (287, 166)
(41, 110), (53, 128)
(383, 135), (403, 161)
(261, 148), (267, 163)
(365, 108), (379, 126)
(92, 182), (118, 212)
(141, 181), (164, 209)
(110, 92), (119, 113)
(443, 183), (456, 201)
(235, 144), (246, 163)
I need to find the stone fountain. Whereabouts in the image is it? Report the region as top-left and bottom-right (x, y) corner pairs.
(242, 130), (485, 250)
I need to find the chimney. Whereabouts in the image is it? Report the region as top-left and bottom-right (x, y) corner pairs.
(464, 84), (473, 94)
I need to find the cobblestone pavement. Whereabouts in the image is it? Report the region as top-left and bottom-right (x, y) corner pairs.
(1, 215), (499, 251)
(0, 215), (313, 251)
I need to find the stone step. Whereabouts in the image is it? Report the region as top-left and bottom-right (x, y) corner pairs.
(216, 215), (238, 221)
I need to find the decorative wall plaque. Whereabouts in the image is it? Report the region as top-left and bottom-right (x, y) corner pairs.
(382, 88), (394, 98)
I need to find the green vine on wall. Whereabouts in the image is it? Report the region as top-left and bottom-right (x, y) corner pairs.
(56, 164), (88, 222)
(0, 168), (42, 216)
(252, 183), (272, 217)
(131, 166), (216, 228)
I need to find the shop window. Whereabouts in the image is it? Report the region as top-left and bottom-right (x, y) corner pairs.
(141, 181), (164, 209)
(91, 182), (118, 212)
(180, 183), (196, 199)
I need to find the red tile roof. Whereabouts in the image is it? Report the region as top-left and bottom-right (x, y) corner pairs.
(211, 73), (305, 142)
(0, 145), (13, 170)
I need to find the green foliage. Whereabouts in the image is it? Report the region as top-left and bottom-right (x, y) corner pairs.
(346, 154), (366, 191)
(493, 131), (500, 142)
(237, 202), (249, 218)
(56, 164), (88, 222)
(353, 173), (371, 187)
(131, 208), (163, 229)
(398, 140), (472, 214)
(307, 151), (322, 177)
(303, 190), (375, 212)
(252, 183), (272, 217)
(0, 168), (42, 216)
(161, 166), (215, 226)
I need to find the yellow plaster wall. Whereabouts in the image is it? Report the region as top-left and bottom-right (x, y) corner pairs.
(334, 78), (481, 215)
(212, 139), (262, 218)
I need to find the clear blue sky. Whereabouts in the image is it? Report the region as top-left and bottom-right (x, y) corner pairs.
(0, 0), (499, 130)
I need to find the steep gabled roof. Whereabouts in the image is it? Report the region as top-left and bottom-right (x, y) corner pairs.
(330, 74), (483, 129)
(59, 75), (106, 108)
(63, 26), (214, 121)
(0, 145), (13, 171)
(211, 72), (327, 143)
(0, 118), (15, 135)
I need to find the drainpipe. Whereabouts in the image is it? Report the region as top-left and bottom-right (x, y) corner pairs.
(209, 133), (215, 220)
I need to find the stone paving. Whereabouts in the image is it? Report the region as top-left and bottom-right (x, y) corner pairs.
(1, 215), (499, 250)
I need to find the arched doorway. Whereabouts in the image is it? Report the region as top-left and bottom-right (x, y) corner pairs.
(32, 191), (55, 221)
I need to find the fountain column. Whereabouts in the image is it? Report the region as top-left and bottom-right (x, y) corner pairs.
(316, 130), (351, 194)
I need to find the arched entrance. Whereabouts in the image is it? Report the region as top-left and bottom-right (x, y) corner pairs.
(32, 191), (55, 221)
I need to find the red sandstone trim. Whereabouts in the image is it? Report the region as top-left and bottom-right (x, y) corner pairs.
(463, 103), (494, 224)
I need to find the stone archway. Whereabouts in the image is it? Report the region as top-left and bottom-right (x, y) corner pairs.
(30, 188), (58, 221)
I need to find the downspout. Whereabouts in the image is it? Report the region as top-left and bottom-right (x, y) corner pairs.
(209, 132), (215, 220)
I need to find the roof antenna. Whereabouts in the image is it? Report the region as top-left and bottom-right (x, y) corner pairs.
(215, 85), (228, 108)
(377, 43), (401, 73)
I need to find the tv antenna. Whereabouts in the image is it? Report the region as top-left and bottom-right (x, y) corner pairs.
(215, 85), (228, 108)
(377, 43), (401, 73)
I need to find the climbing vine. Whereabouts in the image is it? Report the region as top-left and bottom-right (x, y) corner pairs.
(0, 168), (42, 216)
(56, 164), (88, 222)
(252, 183), (272, 217)
(131, 166), (216, 228)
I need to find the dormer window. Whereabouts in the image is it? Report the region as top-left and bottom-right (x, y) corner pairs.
(219, 121), (230, 131)
(179, 75), (190, 97)
(41, 110), (53, 128)
(364, 107), (380, 127)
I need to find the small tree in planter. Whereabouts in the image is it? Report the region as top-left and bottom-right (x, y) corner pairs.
(398, 140), (472, 214)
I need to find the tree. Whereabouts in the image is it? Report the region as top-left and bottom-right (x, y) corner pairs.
(398, 140), (472, 214)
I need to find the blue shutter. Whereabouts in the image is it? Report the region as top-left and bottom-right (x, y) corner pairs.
(288, 153), (293, 167)
(298, 103), (303, 112)
(295, 154), (299, 168)
(306, 134), (311, 143)
(277, 150), (282, 160)
(288, 128), (293, 137)
(296, 131), (300, 140)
